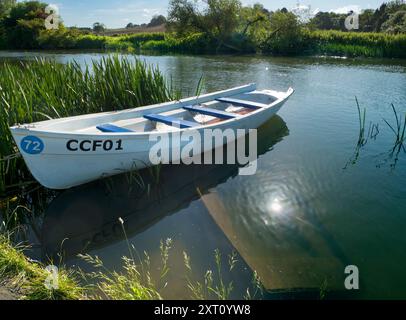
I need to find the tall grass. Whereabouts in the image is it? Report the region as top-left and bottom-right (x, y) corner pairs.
(344, 97), (380, 168)
(1, 227), (264, 300)
(0, 233), (85, 300)
(0, 56), (178, 196)
(383, 104), (406, 168)
(141, 33), (217, 53)
(305, 30), (406, 58)
(38, 31), (165, 51)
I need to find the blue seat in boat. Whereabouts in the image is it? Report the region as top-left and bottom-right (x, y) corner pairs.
(183, 105), (236, 120)
(144, 114), (200, 129)
(216, 97), (266, 109)
(97, 123), (134, 133)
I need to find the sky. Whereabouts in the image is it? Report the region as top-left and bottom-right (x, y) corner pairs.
(22, 0), (387, 28)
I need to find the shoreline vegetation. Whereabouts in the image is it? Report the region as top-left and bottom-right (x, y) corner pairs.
(0, 0), (405, 301)
(0, 56), (180, 300)
(0, 1), (406, 59)
(0, 232), (266, 300)
(0, 56), (177, 197)
(0, 56), (266, 301)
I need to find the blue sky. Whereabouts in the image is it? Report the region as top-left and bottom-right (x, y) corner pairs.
(24, 0), (385, 28)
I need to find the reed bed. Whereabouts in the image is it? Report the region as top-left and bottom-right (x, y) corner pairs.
(0, 56), (179, 196)
(38, 32), (165, 51)
(305, 30), (406, 58)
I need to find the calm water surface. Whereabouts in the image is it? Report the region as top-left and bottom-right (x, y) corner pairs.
(1, 51), (406, 299)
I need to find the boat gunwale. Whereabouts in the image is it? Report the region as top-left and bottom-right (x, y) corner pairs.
(10, 85), (294, 139)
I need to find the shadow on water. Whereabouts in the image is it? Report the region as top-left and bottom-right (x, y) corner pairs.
(41, 116), (289, 260)
(39, 115), (357, 299)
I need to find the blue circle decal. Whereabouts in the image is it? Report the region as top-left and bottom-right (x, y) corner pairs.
(20, 136), (44, 155)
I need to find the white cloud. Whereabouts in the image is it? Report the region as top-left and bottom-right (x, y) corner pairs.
(331, 5), (362, 14)
(291, 4), (320, 22)
(86, 2), (164, 28)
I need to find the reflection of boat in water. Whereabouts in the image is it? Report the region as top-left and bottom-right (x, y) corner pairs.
(41, 115), (289, 260)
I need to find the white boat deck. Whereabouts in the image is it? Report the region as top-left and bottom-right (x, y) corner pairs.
(12, 84), (286, 135)
(75, 100), (251, 134)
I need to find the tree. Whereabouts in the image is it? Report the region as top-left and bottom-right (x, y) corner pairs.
(126, 22), (134, 29)
(308, 12), (347, 31)
(0, 0), (16, 17)
(382, 10), (406, 33)
(240, 3), (270, 35)
(168, 0), (241, 42)
(359, 9), (375, 32)
(148, 15), (167, 27)
(238, 3), (270, 49)
(264, 10), (303, 54)
(92, 22), (106, 33)
(1, 1), (49, 49)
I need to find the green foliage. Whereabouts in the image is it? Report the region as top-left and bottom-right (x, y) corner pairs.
(382, 10), (406, 34)
(167, 0), (246, 52)
(305, 29), (406, 58)
(1, 0), (405, 57)
(308, 12), (347, 31)
(239, 3), (271, 48)
(92, 22), (106, 33)
(1, 1), (48, 49)
(183, 249), (264, 300)
(141, 33), (217, 53)
(0, 234), (85, 300)
(0, 0), (16, 17)
(37, 27), (80, 49)
(307, 0), (406, 33)
(262, 10), (304, 55)
(79, 254), (162, 300)
(148, 14), (167, 27)
(0, 56), (178, 194)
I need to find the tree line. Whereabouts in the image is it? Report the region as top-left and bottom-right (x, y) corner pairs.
(0, 0), (405, 54)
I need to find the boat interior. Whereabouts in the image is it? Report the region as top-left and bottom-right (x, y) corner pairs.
(24, 86), (286, 134)
(92, 96), (269, 134)
(83, 91), (280, 134)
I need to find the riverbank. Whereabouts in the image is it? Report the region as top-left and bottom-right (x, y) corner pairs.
(0, 234), (85, 300)
(0, 233), (165, 300)
(0, 56), (177, 196)
(0, 286), (16, 300)
(2, 30), (406, 59)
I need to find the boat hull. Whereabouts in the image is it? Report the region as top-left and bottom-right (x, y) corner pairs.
(10, 86), (294, 189)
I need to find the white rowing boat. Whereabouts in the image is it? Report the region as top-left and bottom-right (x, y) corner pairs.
(10, 83), (294, 189)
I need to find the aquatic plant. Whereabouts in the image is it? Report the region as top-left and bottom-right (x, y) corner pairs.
(382, 104), (406, 169)
(345, 98), (406, 169)
(78, 231), (173, 300)
(344, 97), (380, 168)
(304, 29), (406, 58)
(0, 56), (179, 197)
(36, 31), (165, 51)
(183, 249), (264, 300)
(78, 254), (162, 300)
(1, 213), (265, 301)
(383, 104), (406, 149)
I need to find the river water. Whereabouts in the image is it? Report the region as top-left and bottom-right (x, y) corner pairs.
(1, 51), (406, 299)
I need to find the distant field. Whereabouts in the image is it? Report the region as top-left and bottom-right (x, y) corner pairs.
(101, 25), (166, 36)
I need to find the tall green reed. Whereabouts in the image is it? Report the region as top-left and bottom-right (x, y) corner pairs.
(382, 104), (406, 169)
(0, 56), (179, 196)
(344, 97), (380, 169)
